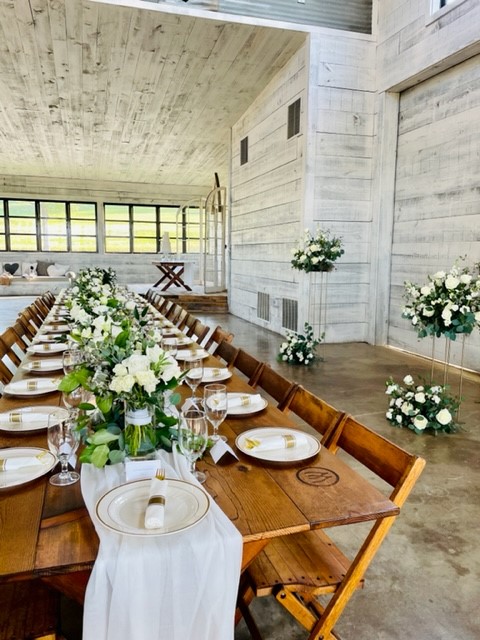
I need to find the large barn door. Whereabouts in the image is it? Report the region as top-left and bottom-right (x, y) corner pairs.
(203, 174), (227, 293)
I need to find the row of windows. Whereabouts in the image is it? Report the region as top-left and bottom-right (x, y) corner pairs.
(0, 200), (201, 254)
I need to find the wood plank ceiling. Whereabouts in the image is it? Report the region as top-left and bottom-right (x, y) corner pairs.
(0, 0), (305, 188)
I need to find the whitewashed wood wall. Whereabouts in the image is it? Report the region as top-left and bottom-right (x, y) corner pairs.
(229, 32), (375, 343)
(374, 0), (480, 372)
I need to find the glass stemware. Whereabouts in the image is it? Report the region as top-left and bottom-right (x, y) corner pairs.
(182, 356), (204, 398)
(47, 411), (80, 486)
(204, 383), (228, 442)
(161, 336), (178, 359)
(62, 349), (83, 375)
(178, 408), (208, 484)
(62, 386), (87, 418)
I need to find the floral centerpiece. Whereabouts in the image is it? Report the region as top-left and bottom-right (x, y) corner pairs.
(291, 227), (344, 273)
(60, 269), (181, 467)
(278, 322), (322, 365)
(402, 260), (480, 340)
(385, 375), (459, 434)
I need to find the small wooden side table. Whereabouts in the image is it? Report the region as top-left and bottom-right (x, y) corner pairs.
(152, 261), (192, 291)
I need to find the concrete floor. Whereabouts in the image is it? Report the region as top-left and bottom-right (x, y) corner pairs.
(2, 298), (479, 639)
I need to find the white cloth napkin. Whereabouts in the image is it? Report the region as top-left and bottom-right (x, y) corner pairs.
(222, 393), (262, 410)
(144, 476), (168, 529)
(0, 454), (48, 471)
(244, 432), (309, 451)
(81, 449), (243, 640)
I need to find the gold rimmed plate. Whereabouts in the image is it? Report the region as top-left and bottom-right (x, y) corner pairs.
(236, 427), (321, 462)
(96, 479), (210, 537)
(0, 406), (69, 433)
(3, 378), (59, 397)
(0, 447), (57, 489)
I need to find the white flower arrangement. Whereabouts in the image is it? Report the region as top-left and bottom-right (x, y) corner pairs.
(291, 227), (344, 273)
(402, 259), (480, 340)
(385, 375), (459, 435)
(278, 323), (322, 366)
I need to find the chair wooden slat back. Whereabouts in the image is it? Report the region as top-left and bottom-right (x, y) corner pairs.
(241, 415), (426, 640)
(183, 314), (200, 338)
(24, 305), (44, 329)
(0, 326), (27, 366)
(174, 309), (188, 331)
(205, 325), (234, 353)
(17, 311), (39, 340)
(233, 349), (265, 387)
(255, 365), (298, 412)
(191, 320), (210, 345)
(11, 321), (32, 349)
(168, 304), (184, 325)
(33, 299), (49, 320)
(214, 340), (240, 368)
(288, 385), (347, 446)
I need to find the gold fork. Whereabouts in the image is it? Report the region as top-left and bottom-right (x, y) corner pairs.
(155, 468), (165, 480)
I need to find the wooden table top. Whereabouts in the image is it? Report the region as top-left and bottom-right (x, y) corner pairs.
(0, 312), (399, 582)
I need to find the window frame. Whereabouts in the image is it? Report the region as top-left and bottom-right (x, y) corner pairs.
(0, 198), (98, 253)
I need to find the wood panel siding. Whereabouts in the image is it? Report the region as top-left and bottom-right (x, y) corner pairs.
(387, 53), (480, 371)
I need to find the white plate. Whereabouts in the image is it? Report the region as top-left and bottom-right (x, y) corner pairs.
(176, 337), (193, 346)
(236, 427), (321, 462)
(3, 378), (59, 396)
(201, 367), (232, 383)
(33, 335), (59, 344)
(41, 324), (69, 333)
(175, 349), (210, 361)
(27, 343), (67, 355)
(0, 447), (57, 489)
(22, 358), (64, 373)
(161, 327), (181, 336)
(96, 479), (210, 537)
(226, 393), (268, 416)
(0, 406), (69, 433)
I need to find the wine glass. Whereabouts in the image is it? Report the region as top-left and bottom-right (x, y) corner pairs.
(62, 349), (83, 375)
(47, 411), (80, 486)
(161, 336), (178, 359)
(62, 386), (87, 418)
(182, 356), (204, 398)
(178, 407), (208, 484)
(204, 383), (228, 442)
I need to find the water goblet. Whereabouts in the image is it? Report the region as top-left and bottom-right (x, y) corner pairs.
(47, 411), (80, 486)
(62, 349), (83, 375)
(204, 383), (228, 442)
(161, 336), (178, 359)
(182, 356), (204, 398)
(62, 386), (87, 418)
(178, 407), (208, 484)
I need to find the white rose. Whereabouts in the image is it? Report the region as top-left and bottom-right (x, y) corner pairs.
(401, 402), (414, 415)
(125, 354), (150, 375)
(385, 384), (397, 395)
(445, 275), (459, 290)
(396, 415), (402, 424)
(436, 408), (452, 425)
(411, 316), (418, 326)
(311, 256), (319, 264)
(125, 300), (136, 311)
(420, 285), (433, 296)
(433, 271), (445, 280)
(422, 306), (435, 317)
(432, 395), (441, 404)
(413, 415), (428, 430)
(395, 398), (403, 407)
(460, 274), (472, 284)
(414, 392), (426, 403)
(386, 410), (393, 419)
(135, 370), (158, 393)
(403, 375), (414, 385)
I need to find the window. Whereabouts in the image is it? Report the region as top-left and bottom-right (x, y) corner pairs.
(427, 0), (467, 22)
(104, 204), (200, 254)
(240, 137), (248, 165)
(0, 199), (97, 252)
(287, 98), (301, 139)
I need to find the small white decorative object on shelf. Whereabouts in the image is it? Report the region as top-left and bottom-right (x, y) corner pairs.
(160, 231), (172, 255)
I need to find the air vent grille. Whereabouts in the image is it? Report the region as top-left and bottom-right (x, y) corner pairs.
(257, 292), (270, 321)
(282, 298), (298, 331)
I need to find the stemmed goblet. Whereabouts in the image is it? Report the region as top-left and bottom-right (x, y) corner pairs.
(203, 383), (228, 442)
(62, 349), (83, 375)
(178, 407), (208, 484)
(47, 411), (80, 486)
(62, 386), (87, 418)
(182, 356), (204, 398)
(161, 336), (178, 359)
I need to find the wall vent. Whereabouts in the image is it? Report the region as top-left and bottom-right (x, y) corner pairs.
(282, 298), (298, 331)
(287, 98), (301, 139)
(257, 292), (270, 321)
(240, 136), (248, 165)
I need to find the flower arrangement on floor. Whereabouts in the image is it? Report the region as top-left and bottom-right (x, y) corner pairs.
(60, 271), (181, 467)
(278, 322), (322, 365)
(385, 375), (460, 434)
(291, 227), (344, 273)
(402, 259), (480, 340)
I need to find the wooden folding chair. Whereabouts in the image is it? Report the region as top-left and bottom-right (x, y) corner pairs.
(233, 348), (265, 386)
(204, 325), (234, 352)
(24, 304), (44, 330)
(33, 298), (49, 320)
(0, 326), (27, 367)
(165, 302), (182, 322)
(11, 319), (33, 349)
(190, 320), (210, 345)
(182, 313), (200, 338)
(288, 385), (347, 447)
(0, 580), (60, 640)
(239, 416), (426, 640)
(17, 309), (39, 340)
(255, 364), (298, 411)
(215, 340), (240, 369)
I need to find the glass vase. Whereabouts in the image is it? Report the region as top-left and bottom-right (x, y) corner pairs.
(124, 404), (156, 458)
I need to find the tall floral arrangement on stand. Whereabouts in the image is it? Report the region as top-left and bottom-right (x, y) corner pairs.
(291, 227), (344, 273)
(385, 259), (480, 435)
(60, 269), (181, 467)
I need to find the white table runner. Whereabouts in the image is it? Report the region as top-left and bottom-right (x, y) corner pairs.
(81, 450), (243, 640)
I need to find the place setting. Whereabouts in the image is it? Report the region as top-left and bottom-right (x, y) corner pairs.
(224, 392), (268, 416)
(0, 446), (57, 489)
(21, 357), (64, 373)
(235, 427), (321, 462)
(2, 377), (60, 397)
(27, 342), (68, 356)
(0, 405), (70, 433)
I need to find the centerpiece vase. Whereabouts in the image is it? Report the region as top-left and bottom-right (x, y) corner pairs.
(124, 403), (156, 458)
